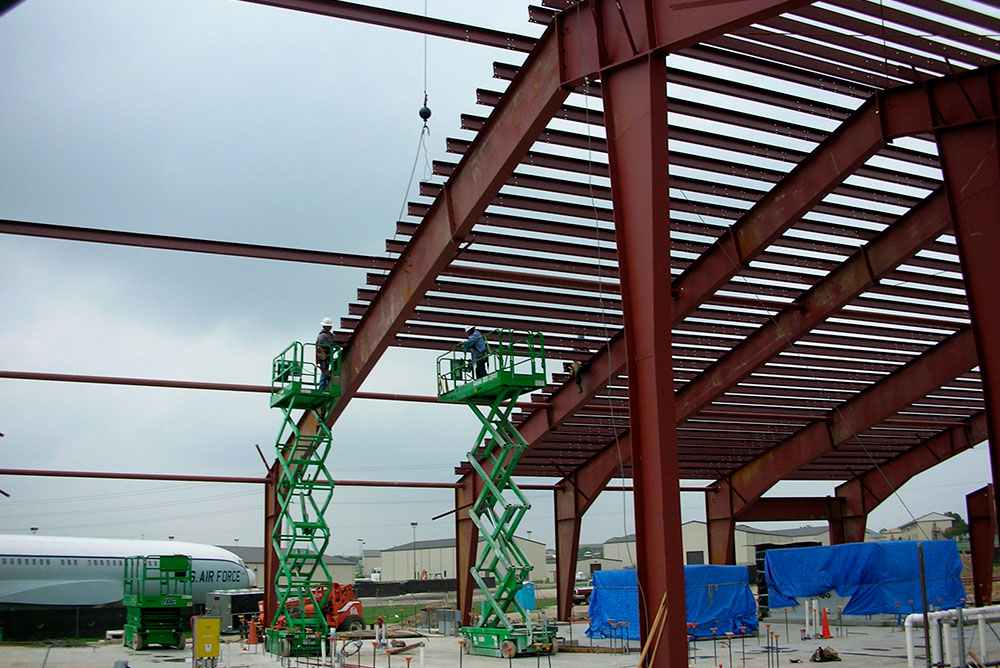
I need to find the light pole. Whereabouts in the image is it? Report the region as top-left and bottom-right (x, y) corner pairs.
(411, 522), (418, 580)
(357, 538), (364, 574)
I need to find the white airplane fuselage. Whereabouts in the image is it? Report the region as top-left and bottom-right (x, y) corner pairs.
(0, 534), (255, 607)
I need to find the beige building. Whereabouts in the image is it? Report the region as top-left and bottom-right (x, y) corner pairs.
(602, 521), (831, 568)
(377, 536), (547, 582)
(223, 545), (357, 586)
(895, 512), (954, 541)
(360, 549), (381, 578)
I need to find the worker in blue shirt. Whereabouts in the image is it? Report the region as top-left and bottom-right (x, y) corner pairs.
(462, 326), (488, 379)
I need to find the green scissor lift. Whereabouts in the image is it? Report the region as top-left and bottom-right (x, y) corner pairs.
(267, 341), (341, 657)
(123, 554), (193, 651)
(437, 329), (558, 658)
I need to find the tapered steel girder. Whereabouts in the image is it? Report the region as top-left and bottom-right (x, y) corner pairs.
(937, 120), (1000, 545)
(834, 413), (987, 544)
(967, 485), (996, 607)
(707, 327), (980, 563)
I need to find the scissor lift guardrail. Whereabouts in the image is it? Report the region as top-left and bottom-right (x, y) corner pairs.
(267, 341), (340, 657)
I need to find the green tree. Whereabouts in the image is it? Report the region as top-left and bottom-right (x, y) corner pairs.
(943, 511), (969, 538)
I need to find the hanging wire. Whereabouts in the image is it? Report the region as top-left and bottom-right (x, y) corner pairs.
(383, 0), (432, 277)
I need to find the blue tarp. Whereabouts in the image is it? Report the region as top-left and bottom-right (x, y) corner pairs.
(764, 540), (965, 615)
(586, 566), (758, 641)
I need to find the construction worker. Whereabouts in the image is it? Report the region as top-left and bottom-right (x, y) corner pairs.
(317, 317), (335, 391)
(462, 326), (488, 379)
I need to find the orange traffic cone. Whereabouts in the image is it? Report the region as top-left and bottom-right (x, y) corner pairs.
(820, 607), (833, 639)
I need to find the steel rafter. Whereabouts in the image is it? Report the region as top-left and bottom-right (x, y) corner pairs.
(706, 327), (980, 563)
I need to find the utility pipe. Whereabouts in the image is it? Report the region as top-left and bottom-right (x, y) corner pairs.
(904, 606), (1000, 668)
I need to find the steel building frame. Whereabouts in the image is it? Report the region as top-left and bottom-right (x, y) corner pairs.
(7, 1), (1000, 666)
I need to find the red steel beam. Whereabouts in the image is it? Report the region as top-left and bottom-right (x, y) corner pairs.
(967, 484), (996, 606)
(238, 0), (537, 52)
(834, 412), (986, 543)
(737, 496), (844, 523)
(706, 327), (980, 563)
(0, 466), (637, 493)
(0, 218), (572, 293)
(0, 218), (391, 270)
(0, 370), (552, 409)
(0, 468), (264, 484)
(603, 52), (684, 665)
(937, 120), (1000, 549)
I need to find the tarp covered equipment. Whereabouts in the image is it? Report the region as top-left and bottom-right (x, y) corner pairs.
(765, 540), (964, 615)
(586, 565), (758, 640)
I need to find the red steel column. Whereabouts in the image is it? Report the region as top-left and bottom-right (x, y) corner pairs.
(967, 485), (996, 606)
(707, 485), (737, 564)
(554, 486), (583, 622)
(455, 474), (480, 626)
(604, 53), (684, 666)
(938, 120), (1000, 532)
(263, 461), (280, 624)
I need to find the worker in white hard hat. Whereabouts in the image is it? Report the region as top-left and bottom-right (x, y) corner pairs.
(461, 325), (488, 379)
(316, 317), (335, 391)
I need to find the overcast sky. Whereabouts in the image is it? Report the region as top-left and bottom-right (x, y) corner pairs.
(0, 0), (992, 558)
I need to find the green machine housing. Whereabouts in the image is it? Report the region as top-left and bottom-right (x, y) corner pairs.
(123, 554), (193, 651)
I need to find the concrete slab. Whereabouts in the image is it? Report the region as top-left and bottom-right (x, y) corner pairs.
(2, 621), (1000, 668)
